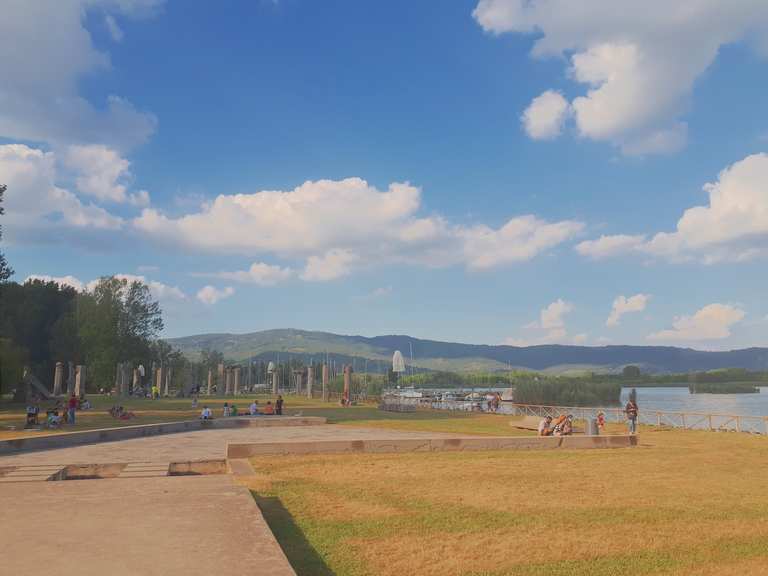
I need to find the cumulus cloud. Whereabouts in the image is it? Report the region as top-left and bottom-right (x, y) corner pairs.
(200, 262), (294, 286)
(473, 0), (768, 154)
(505, 298), (575, 345)
(577, 153), (768, 263)
(301, 249), (359, 282)
(196, 285), (235, 305)
(607, 294), (650, 327)
(0, 1), (161, 151)
(134, 178), (582, 274)
(647, 303), (745, 342)
(0, 144), (123, 242)
(64, 144), (149, 205)
(521, 90), (570, 140)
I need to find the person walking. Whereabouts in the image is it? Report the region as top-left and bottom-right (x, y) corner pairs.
(67, 394), (78, 426)
(625, 397), (639, 434)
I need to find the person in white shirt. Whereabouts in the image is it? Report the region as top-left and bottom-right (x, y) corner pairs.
(249, 400), (259, 416)
(200, 406), (213, 420)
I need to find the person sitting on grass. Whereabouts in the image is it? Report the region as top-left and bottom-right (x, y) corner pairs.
(551, 415), (568, 436)
(249, 400), (259, 416)
(80, 397), (92, 410)
(200, 406), (213, 420)
(222, 402), (231, 417)
(538, 416), (553, 436)
(562, 414), (574, 436)
(45, 409), (62, 428)
(230, 404), (238, 417)
(262, 401), (275, 415)
(25, 403), (40, 427)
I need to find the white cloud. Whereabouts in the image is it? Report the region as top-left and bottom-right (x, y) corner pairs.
(301, 249), (359, 282)
(607, 294), (650, 327)
(25, 275), (85, 292)
(196, 285), (235, 305)
(134, 177), (582, 273)
(63, 144), (149, 205)
(647, 303), (745, 342)
(460, 216), (583, 269)
(0, 1), (161, 151)
(0, 144), (123, 241)
(104, 14), (124, 42)
(575, 234), (647, 260)
(577, 153), (768, 263)
(474, 0), (768, 154)
(572, 333), (588, 345)
(202, 262), (294, 286)
(368, 286), (393, 299)
(521, 90), (570, 140)
(506, 299), (574, 345)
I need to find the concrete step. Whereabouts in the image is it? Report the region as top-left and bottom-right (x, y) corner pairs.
(118, 463), (169, 478)
(119, 471), (169, 478)
(0, 466), (64, 482)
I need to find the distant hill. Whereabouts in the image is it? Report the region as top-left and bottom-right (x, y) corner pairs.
(166, 329), (768, 374)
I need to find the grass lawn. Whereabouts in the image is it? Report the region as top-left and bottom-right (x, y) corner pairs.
(247, 427), (768, 576)
(0, 394), (536, 440)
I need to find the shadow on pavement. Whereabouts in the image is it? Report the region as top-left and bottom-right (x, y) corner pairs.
(254, 494), (336, 576)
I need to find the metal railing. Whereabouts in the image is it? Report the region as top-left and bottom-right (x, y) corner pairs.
(504, 402), (768, 435)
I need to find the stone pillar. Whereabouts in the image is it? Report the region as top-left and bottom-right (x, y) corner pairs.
(53, 362), (64, 396)
(343, 365), (352, 405)
(217, 363), (225, 396)
(155, 367), (164, 396)
(322, 363), (329, 402)
(306, 366), (314, 399)
(207, 369), (213, 396)
(233, 367), (241, 396)
(132, 368), (140, 395)
(164, 366), (172, 397)
(74, 365), (86, 397)
(67, 362), (75, 396)
(272, 370), (278, 395)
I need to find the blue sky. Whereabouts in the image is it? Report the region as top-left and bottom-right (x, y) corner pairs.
(2, 0), (768, 349)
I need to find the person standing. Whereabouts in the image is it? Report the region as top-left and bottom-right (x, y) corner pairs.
(275, 395), (284, 415)
(625, 397), (639, 434)
(67, 394), (78, 426)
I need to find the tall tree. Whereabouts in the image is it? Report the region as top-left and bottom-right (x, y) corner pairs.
(0, 184), (13, 282)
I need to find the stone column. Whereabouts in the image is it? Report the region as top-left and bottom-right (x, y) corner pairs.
(67, 362), (75, 396)
(343, 365), (352, 405)
(207, 369), (213, 395)
(164, 366), (172, 397)
(233, 367), (241, 396)
(53, 362), (64, 396)
(155, 367), (164, 396)
(132, 368), (140, 395)
(217, 363), (225, 396)
(74, 365), (86, 397)
(306, 366), (314, 399)
(322, 363), (329, 402)
(272, 370), (278, 395)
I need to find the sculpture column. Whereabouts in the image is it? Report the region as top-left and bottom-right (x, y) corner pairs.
(207, 369), (213, 396)
(164, 366), (172, 397)
(53, 362), (64, 396)
(306, 365), (314, 399)
(322, 363), (329, 402)
(74, 365), (86, 397)
(272, 370), (278, 395)
(132, 368), (140, 395)
(67, 362), (75, 396)
(343, 365), (352, 405)
(233, 367), (241, 396)
(217, 363), (225, 396)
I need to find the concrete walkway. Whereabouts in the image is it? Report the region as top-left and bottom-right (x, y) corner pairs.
(0, 474), (295, 576)
(0, 424), (458, 466)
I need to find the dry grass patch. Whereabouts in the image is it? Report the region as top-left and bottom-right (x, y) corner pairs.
(250, 426), (768, 576)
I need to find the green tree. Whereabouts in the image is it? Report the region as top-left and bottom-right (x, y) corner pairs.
(622, 365), (642, 378)
(0, 184), (12, 282)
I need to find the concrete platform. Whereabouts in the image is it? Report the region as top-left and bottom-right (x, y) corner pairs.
(0, 416), (327, 455)
(228, 433), (637, 457)
(0, 474), (296, 576)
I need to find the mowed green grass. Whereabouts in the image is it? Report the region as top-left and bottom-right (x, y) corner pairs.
(248, 426), (768, 576)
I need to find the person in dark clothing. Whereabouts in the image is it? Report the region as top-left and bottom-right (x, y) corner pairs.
(275, 395), (284, 415)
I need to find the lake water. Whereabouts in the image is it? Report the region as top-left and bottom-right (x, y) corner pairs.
(623, 386), (768, 417)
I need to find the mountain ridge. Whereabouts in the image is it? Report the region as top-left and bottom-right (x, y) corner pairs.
(166, 328), (768, 374)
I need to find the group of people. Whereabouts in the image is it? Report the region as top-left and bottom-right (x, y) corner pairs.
(200, 395), (285, 420)
(25, 394), (88, 429)
(537, 414), (575, 436)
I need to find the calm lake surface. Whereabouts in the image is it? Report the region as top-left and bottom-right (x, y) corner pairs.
(622, 386), (768, 416)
